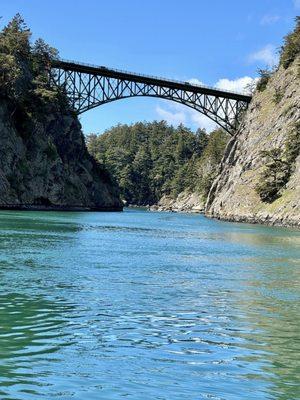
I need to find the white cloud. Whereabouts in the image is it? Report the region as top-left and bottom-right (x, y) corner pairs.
(188, 76), (258, 94)
(215, 76), (259, 94)
(156, 105), (186, 126)
(187, 78), (203, 86)
(155, 102), (216, 132)
(248, 44), (278, 66)
(189, 110), (217, 132)
(155, 75), (260, 131)
(293, 0), (300, 9)
(260, 14), (280, 25)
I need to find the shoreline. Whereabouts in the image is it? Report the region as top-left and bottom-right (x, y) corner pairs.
(1, 203), (298, 228)
(205, 213), (300, 229)
(129, 204), (300, 229)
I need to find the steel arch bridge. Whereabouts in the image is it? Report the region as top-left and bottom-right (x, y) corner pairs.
(49, 60), (252, 134)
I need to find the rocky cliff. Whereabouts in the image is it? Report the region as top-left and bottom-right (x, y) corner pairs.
(0, 15), (122, 211)
(0, 97), (122, 210)
(206, 56), (300, 227)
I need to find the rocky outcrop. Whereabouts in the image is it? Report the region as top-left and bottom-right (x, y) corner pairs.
(205, 57), (300, 227)
(0, 97), (122, 211)
(149, 191), (205, 213)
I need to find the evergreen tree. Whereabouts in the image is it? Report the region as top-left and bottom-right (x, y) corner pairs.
(0, 14), (60, 105)
(280, 16), (300, 69)
(86, 122), (230, 205)
(0, 14), (31, 98)
(1, 13), (31, 57)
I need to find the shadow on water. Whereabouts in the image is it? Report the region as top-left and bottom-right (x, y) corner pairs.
(0, 212), (81, 399)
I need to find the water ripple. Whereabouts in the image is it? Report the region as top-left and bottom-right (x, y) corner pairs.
(0, 210), (299, 399)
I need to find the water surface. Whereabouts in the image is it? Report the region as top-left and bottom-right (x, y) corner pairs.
(0, 209), (299, 399)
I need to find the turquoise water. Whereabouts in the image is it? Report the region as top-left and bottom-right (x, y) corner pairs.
(0, 208), (299, 400)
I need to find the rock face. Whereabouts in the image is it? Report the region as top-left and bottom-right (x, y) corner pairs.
(0, 98), (122, 211)
(206, 57), (300, 227)
(149, 191), (205, 213)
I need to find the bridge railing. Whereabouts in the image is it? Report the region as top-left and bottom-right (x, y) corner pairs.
(53, 58), (251, 98)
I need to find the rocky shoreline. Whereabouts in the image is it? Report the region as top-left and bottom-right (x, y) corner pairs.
(205, 57), (300, 229)
(148, 191), (205, 213)
(147, 204), (300, 228)
(206, 212), (300, 228)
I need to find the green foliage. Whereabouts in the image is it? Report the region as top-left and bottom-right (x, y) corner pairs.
(254, 17), (300, 95)
(280, 16), (300, 69)
(86, 122), (229, 205)
(285, 122), (300, 163)
(0, 52), (21, 94)
(255, 148), (289, 202)
(0, 14), (31, 58)
(32, 38), (58, 69)
(253, 18), (300, 94)
(0, 14), (63, 109)
(0, 14), (31, 98)
(31, 38), (59, 99)
(256, 68), (273, 92)
(273, 88), (284, 104)
(256, 123), (300, 202)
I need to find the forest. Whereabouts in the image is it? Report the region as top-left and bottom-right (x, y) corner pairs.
(87, 122), (229, 205)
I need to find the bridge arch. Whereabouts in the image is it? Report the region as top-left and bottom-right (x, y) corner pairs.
(50, 60), (252, 135)
(77, 94), (236, 135)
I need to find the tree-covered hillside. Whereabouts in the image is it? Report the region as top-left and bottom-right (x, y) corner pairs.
(87, 122), (229, 205)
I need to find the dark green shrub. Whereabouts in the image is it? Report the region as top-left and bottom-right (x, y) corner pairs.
(273, 88), (284, 104)
(256, 68), (273, 92)
(285, 122), (300, 163)
(255, 148), (289, 202)
(256, 123), (300, 202)
(280, 16), (300, 69)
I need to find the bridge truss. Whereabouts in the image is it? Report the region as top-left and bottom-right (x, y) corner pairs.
(49, 60), (252, 134)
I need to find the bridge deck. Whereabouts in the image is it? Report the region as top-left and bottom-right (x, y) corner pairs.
(51, 59), (252, 103)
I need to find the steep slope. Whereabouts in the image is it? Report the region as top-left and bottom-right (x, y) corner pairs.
(0, 98), (122, 210)
(0, 15), (122, 211)
(206, 56), (300, 227)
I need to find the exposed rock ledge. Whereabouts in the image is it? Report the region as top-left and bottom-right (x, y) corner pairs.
(0, 98), (122, 211)
(205, 57), (300, 228)
(149, 191), (205, 213)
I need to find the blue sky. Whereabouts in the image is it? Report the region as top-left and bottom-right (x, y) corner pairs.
(1, 0), (299, 133)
